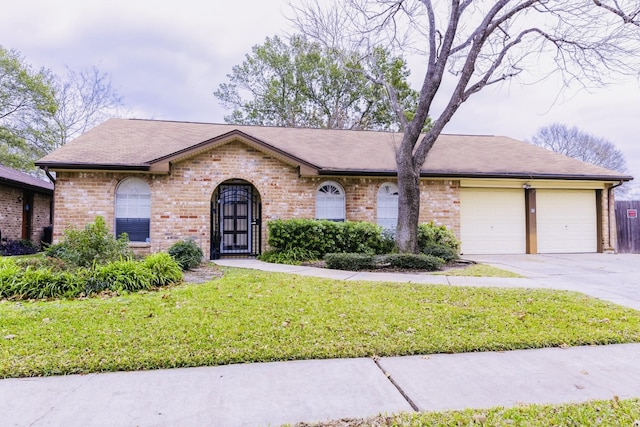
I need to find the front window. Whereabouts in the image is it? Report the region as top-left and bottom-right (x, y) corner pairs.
(316, 181), (345, 221)
(377, 182), (399, 231)
(115, 177), (151, 242)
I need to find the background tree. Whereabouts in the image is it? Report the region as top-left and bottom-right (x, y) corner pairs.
(290, 0), (640, 252)
(214, 34), (421, 131)
(532, 123), (632, 198)
(531, 123), (627, 173)
(0, 46), (56, 170)
(0, 46), (123, 173)
(48, 66), (123, 150)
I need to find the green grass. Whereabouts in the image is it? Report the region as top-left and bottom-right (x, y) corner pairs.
(299, 398), (640, 426)
(435, 263), (524, 278)
(2, 267), (640, 378)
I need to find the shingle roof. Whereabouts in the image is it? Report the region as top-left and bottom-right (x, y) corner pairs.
(0, 165), (54, 193)
(36, 118), (632, 181)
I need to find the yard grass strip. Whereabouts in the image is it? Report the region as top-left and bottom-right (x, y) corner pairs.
(434, 263), (524, 278)
(1, 267), (640, 378)
(294, 398), (640, 426)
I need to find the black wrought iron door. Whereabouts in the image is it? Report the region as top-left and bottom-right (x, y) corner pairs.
(211, 183), (261, 258)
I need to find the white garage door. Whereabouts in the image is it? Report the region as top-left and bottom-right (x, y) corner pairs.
(537, 189), (597, 253)
(460, 188), (526, 254)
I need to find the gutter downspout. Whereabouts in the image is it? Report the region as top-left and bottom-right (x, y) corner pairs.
(43, 166), (56, 185)
(43, 166), (56, 244)
(607, 180), (625, 251)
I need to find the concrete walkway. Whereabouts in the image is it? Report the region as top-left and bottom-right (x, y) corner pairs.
(216, 255), (640, 310)
(2, 255), (640, 426)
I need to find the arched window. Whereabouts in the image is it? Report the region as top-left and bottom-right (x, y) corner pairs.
(115, 177), (151, 242)
(316, 181), (345, 221)
(377, 182), (399, 231)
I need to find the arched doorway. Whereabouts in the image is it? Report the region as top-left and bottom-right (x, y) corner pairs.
(210, 180), (262, 259)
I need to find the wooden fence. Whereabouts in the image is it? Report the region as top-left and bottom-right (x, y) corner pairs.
(616, 200), (640, 253)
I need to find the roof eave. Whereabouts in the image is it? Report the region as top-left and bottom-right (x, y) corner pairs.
(422, 172), (633, 181)
(36, 162), (151, 172)
(317, 169), (633, 181)
(0, 177), (54, 194)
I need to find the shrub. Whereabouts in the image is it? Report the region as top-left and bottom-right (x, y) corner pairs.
(267, 219), (390, 259)
(0, 252), (183, 300)
(417, 222), (460, 253)
(143, 252), (183, 287)
(0, 258), (22, 298)
(259, 247), (319, 265)
(14, 269), (85, 299)
(45, 216), (132, 268)
(0, 239), (40, 256)
(421, 243), (459, 263)
(168, 239), (203, 270)
(92, 259), (154, 293)
(324, 253), (376, 271)
(382, 253), (445, 271)
(14, 255), (69, 272)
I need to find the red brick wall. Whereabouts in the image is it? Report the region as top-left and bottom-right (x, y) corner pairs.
(52, 140), (460, 258)
(0, 184), (23, 241)
(0, 184), (52, 245)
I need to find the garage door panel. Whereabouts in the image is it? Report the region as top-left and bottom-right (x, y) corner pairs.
(537, 190), (597, 253)
(460, 188), (526, 254)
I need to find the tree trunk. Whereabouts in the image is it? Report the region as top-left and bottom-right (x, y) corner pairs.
(395, 154), (421, 253)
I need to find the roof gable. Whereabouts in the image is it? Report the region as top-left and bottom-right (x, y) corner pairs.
(147, 129), (321, 174)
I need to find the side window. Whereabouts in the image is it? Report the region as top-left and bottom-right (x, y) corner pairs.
(115, 177), (151, 242)
(377, 182), (399, 231)
(316, 181), (345, 221)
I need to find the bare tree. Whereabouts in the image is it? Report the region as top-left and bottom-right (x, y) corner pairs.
(49, 66), (123, 150)
(531, 123), (627, 172)
(289, 0), (640, 252)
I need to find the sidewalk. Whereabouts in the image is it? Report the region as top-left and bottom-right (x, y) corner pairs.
(2, 258), (640, 426)
(3, 344), (640, 426)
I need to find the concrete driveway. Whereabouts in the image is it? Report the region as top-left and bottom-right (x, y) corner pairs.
(465, 253), (640, 311)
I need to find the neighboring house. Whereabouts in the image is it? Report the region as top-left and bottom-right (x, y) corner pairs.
(0, 165), (54, 246)
(36, 118), (632, 258)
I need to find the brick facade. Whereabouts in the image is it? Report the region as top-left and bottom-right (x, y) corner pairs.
(52, 141), (460, 259)
(52, 139), (618, 257)
(0, 184), (23, 241)
(0, 184), (52, 245)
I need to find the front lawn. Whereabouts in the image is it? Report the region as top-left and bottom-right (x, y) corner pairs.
(295, 398), (640, 426)
(2, 267), (640, 378)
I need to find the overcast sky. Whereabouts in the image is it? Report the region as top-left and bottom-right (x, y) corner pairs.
(2, 0), (639, 195)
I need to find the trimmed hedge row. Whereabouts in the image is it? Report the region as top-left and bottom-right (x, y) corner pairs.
(323, 253), (445, 271)
(261, 219), (460, 267)
(0, 253), (183, 300)
(266, 219), (394, 258)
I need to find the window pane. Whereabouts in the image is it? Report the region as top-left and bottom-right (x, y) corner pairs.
(377, 183), (399, 230)
(316, 182), (345, 221)
(116, 178), (151, 241)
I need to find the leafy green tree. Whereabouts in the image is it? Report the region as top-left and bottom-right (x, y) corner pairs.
(1, 47), (123, 173)
(214, 34), (420, 131)
(0, 46), (56, 170)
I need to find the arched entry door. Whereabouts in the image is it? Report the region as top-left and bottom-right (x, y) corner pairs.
(211, 180), (261, 259)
